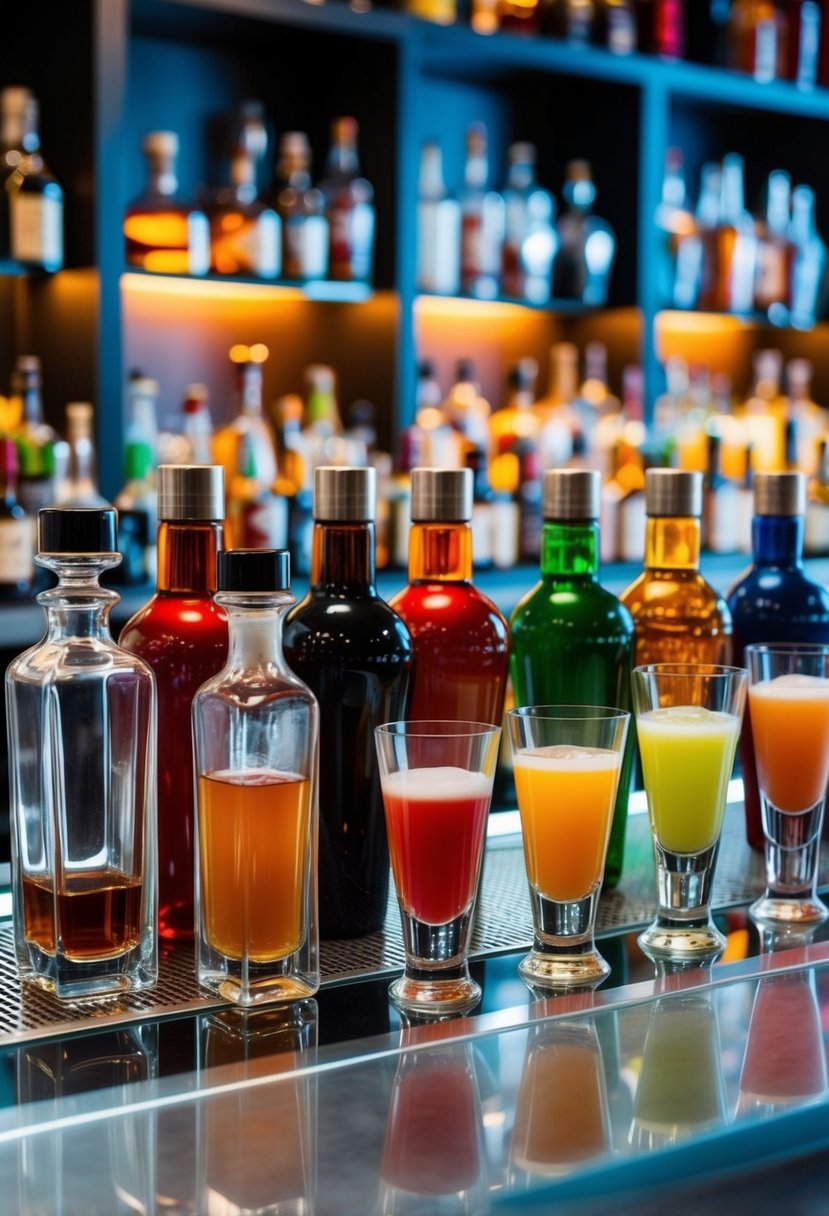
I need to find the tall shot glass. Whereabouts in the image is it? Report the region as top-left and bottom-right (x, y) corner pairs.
(632, 664), (747, 961)
(745, 642), (829, 926)
(375, 721), (500, 1016)
(507, 706), (630, 988)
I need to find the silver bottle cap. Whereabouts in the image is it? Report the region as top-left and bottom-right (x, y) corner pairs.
(157, 464), (225, 521)
(542, 468), (600, 521)
(753, 471), (806, 517)
(645, 468), (702, 518)
(314, 466), (375, 522)
(410, 467), (472, 522)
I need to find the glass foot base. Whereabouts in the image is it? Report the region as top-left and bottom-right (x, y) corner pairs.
(750, 893), (829, 927)
(214, 975), (318, 1008)
(518, 948), (610, 989)
(637, 918), (726, 961)
(389, 972), (481, 1016)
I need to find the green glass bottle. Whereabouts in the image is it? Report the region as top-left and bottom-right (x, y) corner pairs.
(509, 468), (635, 886)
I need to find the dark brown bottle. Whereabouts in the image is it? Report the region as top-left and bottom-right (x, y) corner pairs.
(283, 466), (414, 938)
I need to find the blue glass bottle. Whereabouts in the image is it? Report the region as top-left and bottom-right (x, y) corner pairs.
(726, 472), (829, 849)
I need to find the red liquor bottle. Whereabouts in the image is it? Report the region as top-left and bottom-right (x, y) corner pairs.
(389, 467), (509, 726)
(119, 465), (228, 941)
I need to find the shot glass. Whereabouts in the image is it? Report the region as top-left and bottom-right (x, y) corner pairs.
(632, 664), (747, 961)
(375, 720), (500, 1015)
(507, 705), (630, 988)
(745, 642), (829, 926)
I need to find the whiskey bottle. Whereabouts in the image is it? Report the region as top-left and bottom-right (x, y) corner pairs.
(208, 102), (280, 279)
(319, 118), (375, 283)
(416, 140), (461, 296)
(0, 86), (63, 271)
(275, 131), (328, 281)
(460, 123), (505, 300)
(501, 143), (556, 305)
(124, 131), (210, 275)
(0, 438), (33, 598)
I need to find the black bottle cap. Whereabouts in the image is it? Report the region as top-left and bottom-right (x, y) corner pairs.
(38, 507), (117, 555)
(217, 548), (291, 592)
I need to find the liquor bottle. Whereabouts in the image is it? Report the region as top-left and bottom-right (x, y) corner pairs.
(703, 431), (740, 554)
(464, 441), (496, 570)
(11, 355), (59, 519)
(540, 0), (596, 41)
(729, 0), (788, 80)
(501, 143), (557, 305)
(389, 467), (509, 725)
(460, 123), (505, 300)
(192, 549), (319, 1005)
(416, 140), (461, 296)
(553, 160), (616, 305)
(514, 437), (544, 563)
(785, 356), (824, 474)
(119, 465), (228, 940)
(742, 347), (787, 471)
(805, 439), (829, 555)
(699, 153), (757, 314)
(620, 469), (732, 667)
(490, 359), (541, 458)
(788, 184), (827, 330)
(275, 132), (329, 281)
(319, 117), (375, 283)
(655, 147), (700, 309)
(7, 506), (157, 997)
(227, 430), (288, 551)
(181, 383), (213, 464)
(282, 467), (414, 938)
(497, 0), (541, 35)
(787, 0), (821, 86)
(115, 379), (159, 582)
(754, 170), (793, 322)
(0, 438), (33, 598)
(62, 403), (110, 507)
(0, 86), (63, 271)
(694, 161), (723, 311)
(636, 0), (686, 57)
(124, 131), (210, 275)
(213, 348), (278, 495)
(510, 468), (635, 886)
(726, 471), (829, 849)
(594, 0), (638, 52)
(208, 102), (280, 279)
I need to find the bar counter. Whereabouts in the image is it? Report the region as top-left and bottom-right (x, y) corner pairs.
(1, 795), (828, 1213)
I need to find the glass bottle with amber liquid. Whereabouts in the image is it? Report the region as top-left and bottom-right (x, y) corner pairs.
(124, 131), (210, 275)
(119, 465), (228, 941)
(389, 467), (509, 725)
(620, 468), (732, 668)
(192, 549), (319, 1005)
(208, 102), (280, 279)
(6, 507), (157, 998)
(283, 467), (414, 938)
(510, 469), (635, 886)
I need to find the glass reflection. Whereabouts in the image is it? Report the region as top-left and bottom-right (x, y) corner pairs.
(510, 1017), (610, 1186)
(630, 990), (727, 1150)
(16, 1025), (158, 1214)
(197, 1001), (318, 1216)
(379, 1027), (486, 1215)
(738, 969), (827, 1117)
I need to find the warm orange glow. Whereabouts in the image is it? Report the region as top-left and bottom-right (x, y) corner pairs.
(415, 295), (537, 323)
(121, 271), (307, 303)
(228, 342), (270, 364)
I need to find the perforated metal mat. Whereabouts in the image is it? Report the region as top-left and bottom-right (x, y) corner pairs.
(0, 805), (805, 1046)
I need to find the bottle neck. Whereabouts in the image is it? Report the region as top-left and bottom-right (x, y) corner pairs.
(541, 520), (599, 578)
(752, 515), (804, 567)
(644, 516), (701, 571)
(36, 557), (121, 640)
(157, 521), (223, 593)
(310, 522), (376, 591)
(218, 594), (294, 670)
(147, 154), (178, 197)
(408, 522), (473, 582)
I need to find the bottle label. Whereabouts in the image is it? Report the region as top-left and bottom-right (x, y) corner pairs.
(330, 203), (374, 281)
(11, 193), (63, 270)
(303, 216), (329, 279)
(417, 199), (460, 295)
(0, 517), (34, 583)
(607, 9), (636, 55)
(188, 213), (211, 276)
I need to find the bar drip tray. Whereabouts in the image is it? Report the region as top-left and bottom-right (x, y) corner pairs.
(0, 810), (773, 1046)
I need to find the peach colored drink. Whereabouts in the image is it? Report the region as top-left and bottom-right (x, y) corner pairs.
(748, 674), (829, 811)
(513, 746), (621, 902)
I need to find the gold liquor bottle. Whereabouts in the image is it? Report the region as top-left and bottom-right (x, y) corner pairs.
(124, 131), (210, 275)
(619, 468), (732, 666)
(208, 102), (280, 279)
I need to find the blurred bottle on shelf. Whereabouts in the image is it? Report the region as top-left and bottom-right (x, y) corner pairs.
(464, 441), (496, 569)
(594, 0), (638, 52)
(124, 131), (210, 275)
(274, 132), (328, 282)
(741, 348), (787, 470)
(788, 184), (826, 329)
(444, 359), (491, 450)
(553, 160), (616, 306)
(226, 429), (288, 550)
(414, 361), (463, 467)
(541, 0), (596, 42)
(501, 142), (557, 305)
(490, 359), (541, 460)
(460, 123), (505, 299)
(655, 146), (699, 309)
(0, 439), (33, 599)
(514, 437), (544, 562)
(213, 345), (278, 495)
(636, 0), (686, 57)
(805, 438), (829, 554)
(61, 403), (110, 508)
(693, 161), (723, 309)
(728, 0), (789, 81)
(11, 356), (61, 519)
(207, 101), (280, 279)
(0, 86), (63, 272)
(319, 117), (375, 283)
(753, 169), (793, 323)
(785, 357), (825, 473)
(697, 153), (756, 314)
(702, 430), (741, 553)
(787, 1), (821, 87)
(497, 0), (541, 35)
(181, 383), (213, 464)
(416, 139), (461, 295)
(534, 342), (579, 467)
(115, 375), (160, 582)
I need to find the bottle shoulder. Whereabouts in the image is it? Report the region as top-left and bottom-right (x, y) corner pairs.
(284, 593), (414, 659)
(119, 594), (228, 659)
(7, 635), (156, 685)
(391, 581), (509, 638)
(511, 576), (634, 635)
(727, 565), (829, 622)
